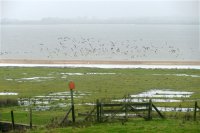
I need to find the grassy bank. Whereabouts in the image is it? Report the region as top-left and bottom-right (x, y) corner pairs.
(28, 119), (200, 133)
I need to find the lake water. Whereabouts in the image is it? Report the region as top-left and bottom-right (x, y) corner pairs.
(1, 24), (200, 61)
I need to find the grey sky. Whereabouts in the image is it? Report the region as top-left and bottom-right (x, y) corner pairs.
(1, 0), (199, 21)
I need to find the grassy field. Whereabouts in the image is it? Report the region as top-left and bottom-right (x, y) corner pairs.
(28, 119), (200, 133)
(1, 67), (200, 98)
(0, 67), (200, 132)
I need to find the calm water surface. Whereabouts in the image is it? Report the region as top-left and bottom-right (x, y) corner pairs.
(1, 24), (200, 61)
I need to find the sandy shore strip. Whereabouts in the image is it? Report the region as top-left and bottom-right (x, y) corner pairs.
(0, 59), (200, 69)
(1, 59), (200, 65)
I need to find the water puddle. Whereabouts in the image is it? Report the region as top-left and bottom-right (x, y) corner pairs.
(155, 107), (199, 112)
(60, 73), (84, 76)
(0, 92), (18, 95)
(153, 74), (200, 78)
(112, 98), (181, 103)
(130, 90), (193, 98)
(112, 89), (193, 103)
(104, 113), (137, 117)
(6, 79), (13, 81)
(6, 77), (55, 82)
(19, 77), (54, 80)
(86, 73), (116, 75)
(60, 72), (116, 79)
(60, 72), (116, 76)
(17, 77), (54, 82)
(5, 72), (116, 82)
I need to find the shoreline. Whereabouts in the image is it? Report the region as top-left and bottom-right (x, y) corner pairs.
(1, 59), (200, 65)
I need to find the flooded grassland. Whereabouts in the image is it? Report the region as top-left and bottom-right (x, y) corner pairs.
(0, 67), (200, 125)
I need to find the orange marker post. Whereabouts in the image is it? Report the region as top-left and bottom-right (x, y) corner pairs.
(68, 81), (75, 123)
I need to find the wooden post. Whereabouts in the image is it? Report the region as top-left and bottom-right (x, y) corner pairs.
(70, 90), (75, 123)
(60, 107), (72, 125)
(29, 107), (32, 129)
(96, 99), (100, 122)
(100, 102), (103, 122)
(68, 81), (75, 123)
(152, 104), (164, 119)
(99, 102), (102, 122)
(124, 96), (128, 120)
(194, 101), (197, 121)
(148, 99), (152, 120)
(11, 110), (15, 130)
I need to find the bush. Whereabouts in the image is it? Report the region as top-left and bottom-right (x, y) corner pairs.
(0, 98), (18, 107)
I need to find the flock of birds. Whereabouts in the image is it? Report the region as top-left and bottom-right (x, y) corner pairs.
(0, 36), (186, 60)
(39, 36), (182, 60)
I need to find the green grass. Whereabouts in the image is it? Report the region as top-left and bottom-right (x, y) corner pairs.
(0, 107), (67, 126)
(0, 67), (200, 99)
(28, 119), (200, 133)
(0, 67), (200, 132)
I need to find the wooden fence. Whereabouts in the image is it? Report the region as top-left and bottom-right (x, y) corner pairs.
(78, 99), (164, 123)
(1, 101), (199, 132)
(79, 100), (200, 123)
(97, 99), (165, 122)
(0, 108), (35, 132)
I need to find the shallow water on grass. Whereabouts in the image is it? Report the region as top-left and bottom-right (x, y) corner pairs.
(104, 113), (137, 117)
(112, 98), (182, 103)
(3, 89), (198, 113)
(18, 91), (91, 111)
(60, 72), (116, 79)
(153, 74), (200, 78)
(5, 72), (117, 82)
(17, 76), (55, 82)
(155, 107), (199, 112)
(60, 73), (84, 76)
(112, 89), (193, 103)
(6, 76), (55, 82)
(0, 92), (18, 95)
(111, 89), (197, 112)
(60, 72), (116, 76)
(130, 90), (193, 98)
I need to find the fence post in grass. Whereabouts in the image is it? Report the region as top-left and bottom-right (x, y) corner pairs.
(29, 107), (32, 129)
(194, 101), (197, 121)
(96, 99), (100, 122)
(69, 81), (75, 123)
(100, 101), (103, 122)
(148, 99), (152, 120)
(11, 110), (15, 130)
(125, 96), (128, 120)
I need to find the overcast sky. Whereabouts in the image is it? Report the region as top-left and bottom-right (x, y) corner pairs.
(0, 0), (199, 21)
